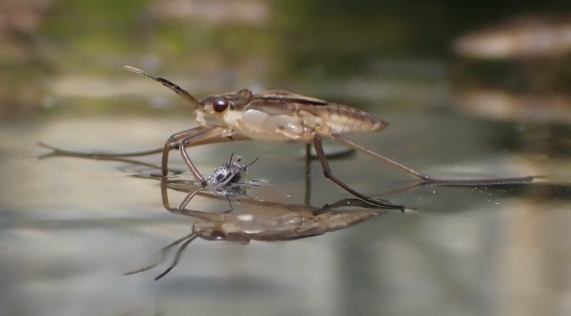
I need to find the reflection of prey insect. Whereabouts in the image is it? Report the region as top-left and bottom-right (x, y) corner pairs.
(121, 66), (533, 209)
(125, 177), (385, 280)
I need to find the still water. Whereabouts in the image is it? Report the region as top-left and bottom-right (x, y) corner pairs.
(1, 83), (570, 316)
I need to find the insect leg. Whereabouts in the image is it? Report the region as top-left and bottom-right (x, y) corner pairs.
(313, 135), (404, 210)
(162, 126), (207, 176)
(39, 131), (248, 161)
(38, 142), (166, 158)
(177, 127), (226, 185)
(161, 126), (223, 176)
(161, 177), (230, 220)
(40, 126), (203, 161)
(304, 143), (312, 206)
(124, 231), (196, 276)
(161, 176), (175, 211)
(333, 134), (534, 186)
(39, 143), (169, 171)
(178, 186), (202, 212)
(154, 234), (197, 280)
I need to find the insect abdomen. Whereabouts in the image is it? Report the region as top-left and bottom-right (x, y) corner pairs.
(316, 104), (389, 134)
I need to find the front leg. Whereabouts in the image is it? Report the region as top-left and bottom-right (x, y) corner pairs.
(177, 127), (226, 185)
(161, 126), (207, 176)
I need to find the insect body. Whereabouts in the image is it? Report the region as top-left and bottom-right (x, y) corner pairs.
(124, 66), (534, 210)
(206, 153), (257, 187)
(199, 88), (388, 142)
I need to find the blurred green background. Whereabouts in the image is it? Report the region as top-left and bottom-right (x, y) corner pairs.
(2, 0), (570, 117)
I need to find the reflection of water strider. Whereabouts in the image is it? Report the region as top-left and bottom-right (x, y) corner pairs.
(125, 176), (386, 280)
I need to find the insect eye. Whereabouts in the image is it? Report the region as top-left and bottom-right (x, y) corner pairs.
(213, 98), (228, 112)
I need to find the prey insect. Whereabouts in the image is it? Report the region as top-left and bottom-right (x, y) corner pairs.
(206, 153), (258, 187)
(120, 66), (533, 209)
(186, 153), (258, 209)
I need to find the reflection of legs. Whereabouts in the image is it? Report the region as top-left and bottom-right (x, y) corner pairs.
(160, 176), (175, 211)
(129, 177), (198, 280)
(153, 235), (196, 280)
(161, 177), (228, 220)
(124, 231), (196, 277)
(333, 134), (534, 186)
(304, 143), (312, 206)
(178, 186), (202, 212)
(313, 135), (404, 210)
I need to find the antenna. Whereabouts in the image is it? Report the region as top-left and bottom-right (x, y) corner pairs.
(124, 65), (202, 108)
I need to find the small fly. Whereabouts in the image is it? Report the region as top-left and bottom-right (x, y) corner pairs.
(206, 153), (258, 187)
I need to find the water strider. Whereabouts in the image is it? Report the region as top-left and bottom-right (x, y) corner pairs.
(40, 66), (535, 210)
(125, 66), (537, 206)
(125, 176), (386, 280)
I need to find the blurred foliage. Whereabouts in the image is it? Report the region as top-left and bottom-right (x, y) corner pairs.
(44, 0), (144, 56)
(41, 0), (277, 75)
(20, 0), (571, 75)
(273, 0), (571, 76)
(0, 0), (569, 117)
